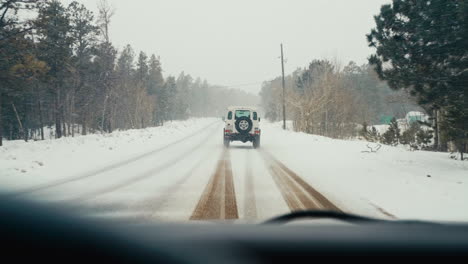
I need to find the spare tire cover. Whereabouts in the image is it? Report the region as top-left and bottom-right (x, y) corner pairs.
(235, 116), (253, 134)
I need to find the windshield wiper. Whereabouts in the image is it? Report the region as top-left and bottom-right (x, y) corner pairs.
(263, 210), (388, 224)
(263, 210), (446, 226)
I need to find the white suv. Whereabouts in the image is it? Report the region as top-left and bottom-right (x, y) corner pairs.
(223, 106), (261, 148)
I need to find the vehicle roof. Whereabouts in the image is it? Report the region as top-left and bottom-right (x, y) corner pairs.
(227, 106), (258, 111)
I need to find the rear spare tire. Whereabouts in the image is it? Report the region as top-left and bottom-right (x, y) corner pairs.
(235, 116), (253, 134)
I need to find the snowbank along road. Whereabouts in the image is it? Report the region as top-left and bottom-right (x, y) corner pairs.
(1, 118), (467, 222)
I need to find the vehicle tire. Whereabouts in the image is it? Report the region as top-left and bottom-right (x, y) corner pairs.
(235, 116), (253, 134)
(224, 138), (230, 148)
(253, 137), (260, 149)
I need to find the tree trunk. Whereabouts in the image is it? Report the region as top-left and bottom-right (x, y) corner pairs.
(63, 93), (68, 137)
(109, 103), (115, 132)
(9, 123), (13, 140)
(82, 113), (87, 135)
(71, 94), (75, 137)
(55, 88), (62, 138)
(463, 142), (466, 160)
(38, 100), (44, 140)
(66, 94), (71, 137)
(101, 95), (108, 132)
(438, 109), (448, 152)
(325, 110), (328, 136)
(433, 109), (439, 151)
(62, 118), (67, 137)
(11, 102), (27, 142)
(82, 109), (87, 135)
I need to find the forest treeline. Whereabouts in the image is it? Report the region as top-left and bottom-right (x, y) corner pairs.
(260, 61), (421, 138)
(0, 0), (257, 145)
(261, 0), (467, 157)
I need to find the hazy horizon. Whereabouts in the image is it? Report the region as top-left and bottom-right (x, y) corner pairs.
(61, 0), (391, 93)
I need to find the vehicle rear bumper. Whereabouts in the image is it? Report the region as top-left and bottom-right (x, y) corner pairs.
(225, 133), (259, 143)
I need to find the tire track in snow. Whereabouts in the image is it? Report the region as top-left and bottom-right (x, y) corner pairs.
(190, 149), (238, 220)
(4, 121), (219, 198)
(260, 150), (341, 212)
(142, 155), (207, 218)
(190, 158), (223, 219)
(267, 163), (303, 211)
(244, 150), (257, 220)
(73, 150), (212, 223)
(125, 148), (213, 222)
(224, 150), (237, 219)
(66, 124), (220, 203)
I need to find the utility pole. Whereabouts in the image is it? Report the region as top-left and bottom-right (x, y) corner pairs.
(281, 44), (286, 130)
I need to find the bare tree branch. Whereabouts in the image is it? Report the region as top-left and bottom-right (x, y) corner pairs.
(361, 143), (382, 153)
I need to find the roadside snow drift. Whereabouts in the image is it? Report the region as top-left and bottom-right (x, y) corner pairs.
(262, 122), (468, 222)
(0, 119), (217, 191)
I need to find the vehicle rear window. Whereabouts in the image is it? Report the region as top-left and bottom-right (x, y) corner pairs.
(227, 111), (233, 120)
(235, 110), (250, 119)
(253, 112), (257, 120)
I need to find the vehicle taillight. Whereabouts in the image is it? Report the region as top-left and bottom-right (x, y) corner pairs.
(225, 129), (232, 133)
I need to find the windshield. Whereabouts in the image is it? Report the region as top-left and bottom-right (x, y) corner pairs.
(0, 0), (466, 227)
(235, 110), (251, 119)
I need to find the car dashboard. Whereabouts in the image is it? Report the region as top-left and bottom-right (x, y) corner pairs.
(2, 199), (468, 263)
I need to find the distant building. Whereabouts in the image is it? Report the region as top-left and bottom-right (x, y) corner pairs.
(405, 111), (428, 124)
(379, 115), (393, 125)
(375, 111), (430, 133)
(397, 118), (408, 130)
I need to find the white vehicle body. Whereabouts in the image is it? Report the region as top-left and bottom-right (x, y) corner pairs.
(223, 106), (261, 148)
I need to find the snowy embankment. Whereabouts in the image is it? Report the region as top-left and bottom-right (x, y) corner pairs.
(263, 122), (468, 222)
(0, 119), (217, 191)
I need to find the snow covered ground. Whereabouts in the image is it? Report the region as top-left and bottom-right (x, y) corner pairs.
(1, 118), (467, 223)
(263, 122), (468, 221)
(0, 119), (217, 190)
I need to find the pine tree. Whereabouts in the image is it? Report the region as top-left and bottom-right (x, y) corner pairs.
(163, 76), (177, 122)
(0, 0), (42, 145)
(369, 127), (379, 142)
(147, 54), (164, 125)
(367, 0), (467, 156)
(68, 1), (99, 137)
(175, 72), (192, 120)
(400, 122), (420, 148)
(381, 117), (400, 146)
(416, 129), (434, 150)
(136, 51), (148, 82)
(115, 44), (135, 129)
(35, 0), (73, 138)
(90, 41), (117, 133)
(360, 122), (370, 140)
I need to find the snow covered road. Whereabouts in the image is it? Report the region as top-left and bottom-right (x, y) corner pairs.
(1, 118), (467, 223)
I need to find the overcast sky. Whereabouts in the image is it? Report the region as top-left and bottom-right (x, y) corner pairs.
(63, 0), (390, 93)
